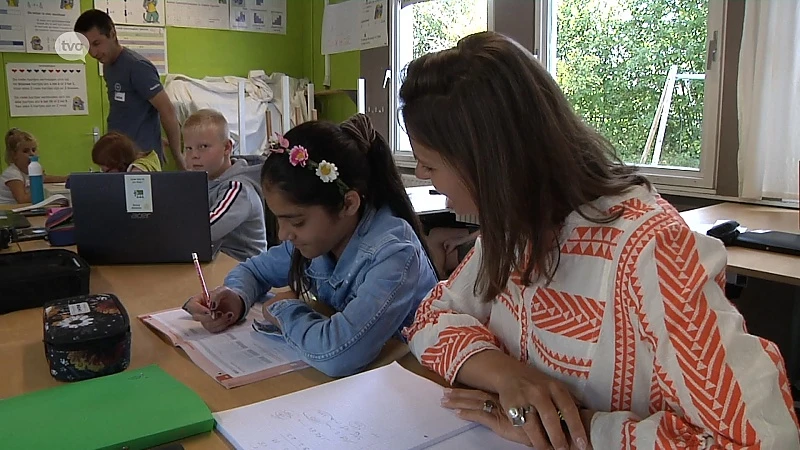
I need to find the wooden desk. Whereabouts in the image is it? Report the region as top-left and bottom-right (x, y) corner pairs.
(0, 226), (436, 449)
(681, 201), (800, 389)
(680, 202), (800, 286)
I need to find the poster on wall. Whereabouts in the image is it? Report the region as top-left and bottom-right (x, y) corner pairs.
(0, 1), (26, 52)
(6, 63), (89, 117)
(229, 0), (286, 35)
(23, 0), (81, 54)
(360, 0), (388, 49)
(321, 0), (354, 55)
(166, 0), (230, 30)
(94, 0), (166, 27)
(322, 0), (387, 55)
(113, 25), (168, 75)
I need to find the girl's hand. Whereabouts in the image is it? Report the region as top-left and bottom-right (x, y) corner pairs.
(493, 366), (591, 450)
(260, 288), (298, 328)
(441, 388), (533, 446)
(184, 286), (244, 333)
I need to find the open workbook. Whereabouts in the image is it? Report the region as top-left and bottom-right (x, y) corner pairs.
(213, 361), (529, 450)
(139, 307), (308, 388)
(11, 194), (70, 213)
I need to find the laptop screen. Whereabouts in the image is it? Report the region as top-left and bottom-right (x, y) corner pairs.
(69, 172), (214, 264)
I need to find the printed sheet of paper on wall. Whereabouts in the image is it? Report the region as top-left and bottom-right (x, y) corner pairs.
(139, 307), (308, 388)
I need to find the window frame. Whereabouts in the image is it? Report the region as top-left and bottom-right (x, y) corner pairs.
(389, 0), (495, 169)
(534, 0), (727, 192)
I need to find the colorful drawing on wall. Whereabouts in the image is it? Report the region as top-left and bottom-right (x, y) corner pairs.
(61, 0), (74, 9)
(72, 96), (85, 111)
(143, 0), (160, 24)
(29, 35), (42, 50)
(95, 0), (165, 27)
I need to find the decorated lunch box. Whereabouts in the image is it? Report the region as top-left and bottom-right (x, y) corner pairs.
(43, 294), (131, 382)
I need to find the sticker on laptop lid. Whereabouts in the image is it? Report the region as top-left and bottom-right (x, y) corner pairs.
(124, 174), (153, 213)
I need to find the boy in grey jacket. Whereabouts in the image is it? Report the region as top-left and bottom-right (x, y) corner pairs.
(183, 109), (267, 261)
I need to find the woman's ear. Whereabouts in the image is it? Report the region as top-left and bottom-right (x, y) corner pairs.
(341, 190), (361, 218)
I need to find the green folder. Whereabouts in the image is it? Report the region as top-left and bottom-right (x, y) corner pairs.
(0, 365), (214, 450)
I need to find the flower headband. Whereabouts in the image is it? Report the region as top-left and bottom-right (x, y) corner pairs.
(268, 133), (350, 195)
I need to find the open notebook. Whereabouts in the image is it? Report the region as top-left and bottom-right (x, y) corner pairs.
(213, 361), (529, 450)
(140, 307), (308, 388)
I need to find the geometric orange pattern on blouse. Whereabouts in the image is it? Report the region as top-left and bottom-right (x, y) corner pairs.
(404, 186), (799, 448)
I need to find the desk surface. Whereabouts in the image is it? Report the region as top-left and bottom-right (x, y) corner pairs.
(0, 218), (436, 449)
(680, 202), (800, 286)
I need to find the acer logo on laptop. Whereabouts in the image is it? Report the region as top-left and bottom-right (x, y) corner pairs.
(130, 213), (151, 219)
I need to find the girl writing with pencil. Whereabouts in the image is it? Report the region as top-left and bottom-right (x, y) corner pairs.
(401, 32), (799, 449)
(183, 114), (438, 378)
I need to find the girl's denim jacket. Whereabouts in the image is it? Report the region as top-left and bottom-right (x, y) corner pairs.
(225, 206), (438, 377)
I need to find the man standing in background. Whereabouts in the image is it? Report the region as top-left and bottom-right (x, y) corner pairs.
(74, 9), (185, 170)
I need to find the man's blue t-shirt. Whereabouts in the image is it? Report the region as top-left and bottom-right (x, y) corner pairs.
(103, 48), (164, 160)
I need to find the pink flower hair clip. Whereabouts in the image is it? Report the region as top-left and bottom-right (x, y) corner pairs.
(267, 133), (350, 194)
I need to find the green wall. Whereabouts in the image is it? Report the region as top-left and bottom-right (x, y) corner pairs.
(0, 0), (346, 175)
(310, 0), (360, 124)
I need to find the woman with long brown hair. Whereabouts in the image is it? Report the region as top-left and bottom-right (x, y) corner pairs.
(401, 32), (798, 449)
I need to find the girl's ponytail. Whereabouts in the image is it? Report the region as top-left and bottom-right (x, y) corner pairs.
(341, 114), (436, 275)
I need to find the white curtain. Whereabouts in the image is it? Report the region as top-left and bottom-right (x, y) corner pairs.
(737, 0), (800, 200)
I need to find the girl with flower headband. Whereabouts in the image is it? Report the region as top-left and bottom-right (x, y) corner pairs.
(183, 113), (438, 377)
(400, 32), (798, 449)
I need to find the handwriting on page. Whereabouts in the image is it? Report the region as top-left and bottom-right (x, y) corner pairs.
(214, 362), (479, 450)
(246, 408), (381, 450)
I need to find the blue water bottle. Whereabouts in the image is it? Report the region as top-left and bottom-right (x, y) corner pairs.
(28, 155), (44, 204)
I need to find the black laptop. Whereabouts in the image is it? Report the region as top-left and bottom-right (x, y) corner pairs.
(736, 230), (800, 257)
(69, 172), (217, 264)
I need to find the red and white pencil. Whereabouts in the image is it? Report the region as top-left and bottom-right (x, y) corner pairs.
(191, 252), (214, 318)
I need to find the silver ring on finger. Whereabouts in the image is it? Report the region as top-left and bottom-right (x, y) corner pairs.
(482, 400), (495, 414)
(508, 405), (530, 427)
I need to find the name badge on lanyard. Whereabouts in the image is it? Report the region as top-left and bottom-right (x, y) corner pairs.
(114, 92), (126, 102)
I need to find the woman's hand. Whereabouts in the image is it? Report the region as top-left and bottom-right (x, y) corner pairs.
(183, 286), (244, 333)
(494, 366), (590, 450)
(443, 387), (593, 449)
(441, 388), (533, 447)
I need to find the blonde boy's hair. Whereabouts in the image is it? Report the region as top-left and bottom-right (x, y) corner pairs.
(4, 128), (36, 164)
(183, 109), (230, 144)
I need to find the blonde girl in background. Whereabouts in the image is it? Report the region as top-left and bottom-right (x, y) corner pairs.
(0, 128), (68, 204)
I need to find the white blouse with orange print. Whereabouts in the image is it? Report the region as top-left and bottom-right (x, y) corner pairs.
(404, 185), (800, 449)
